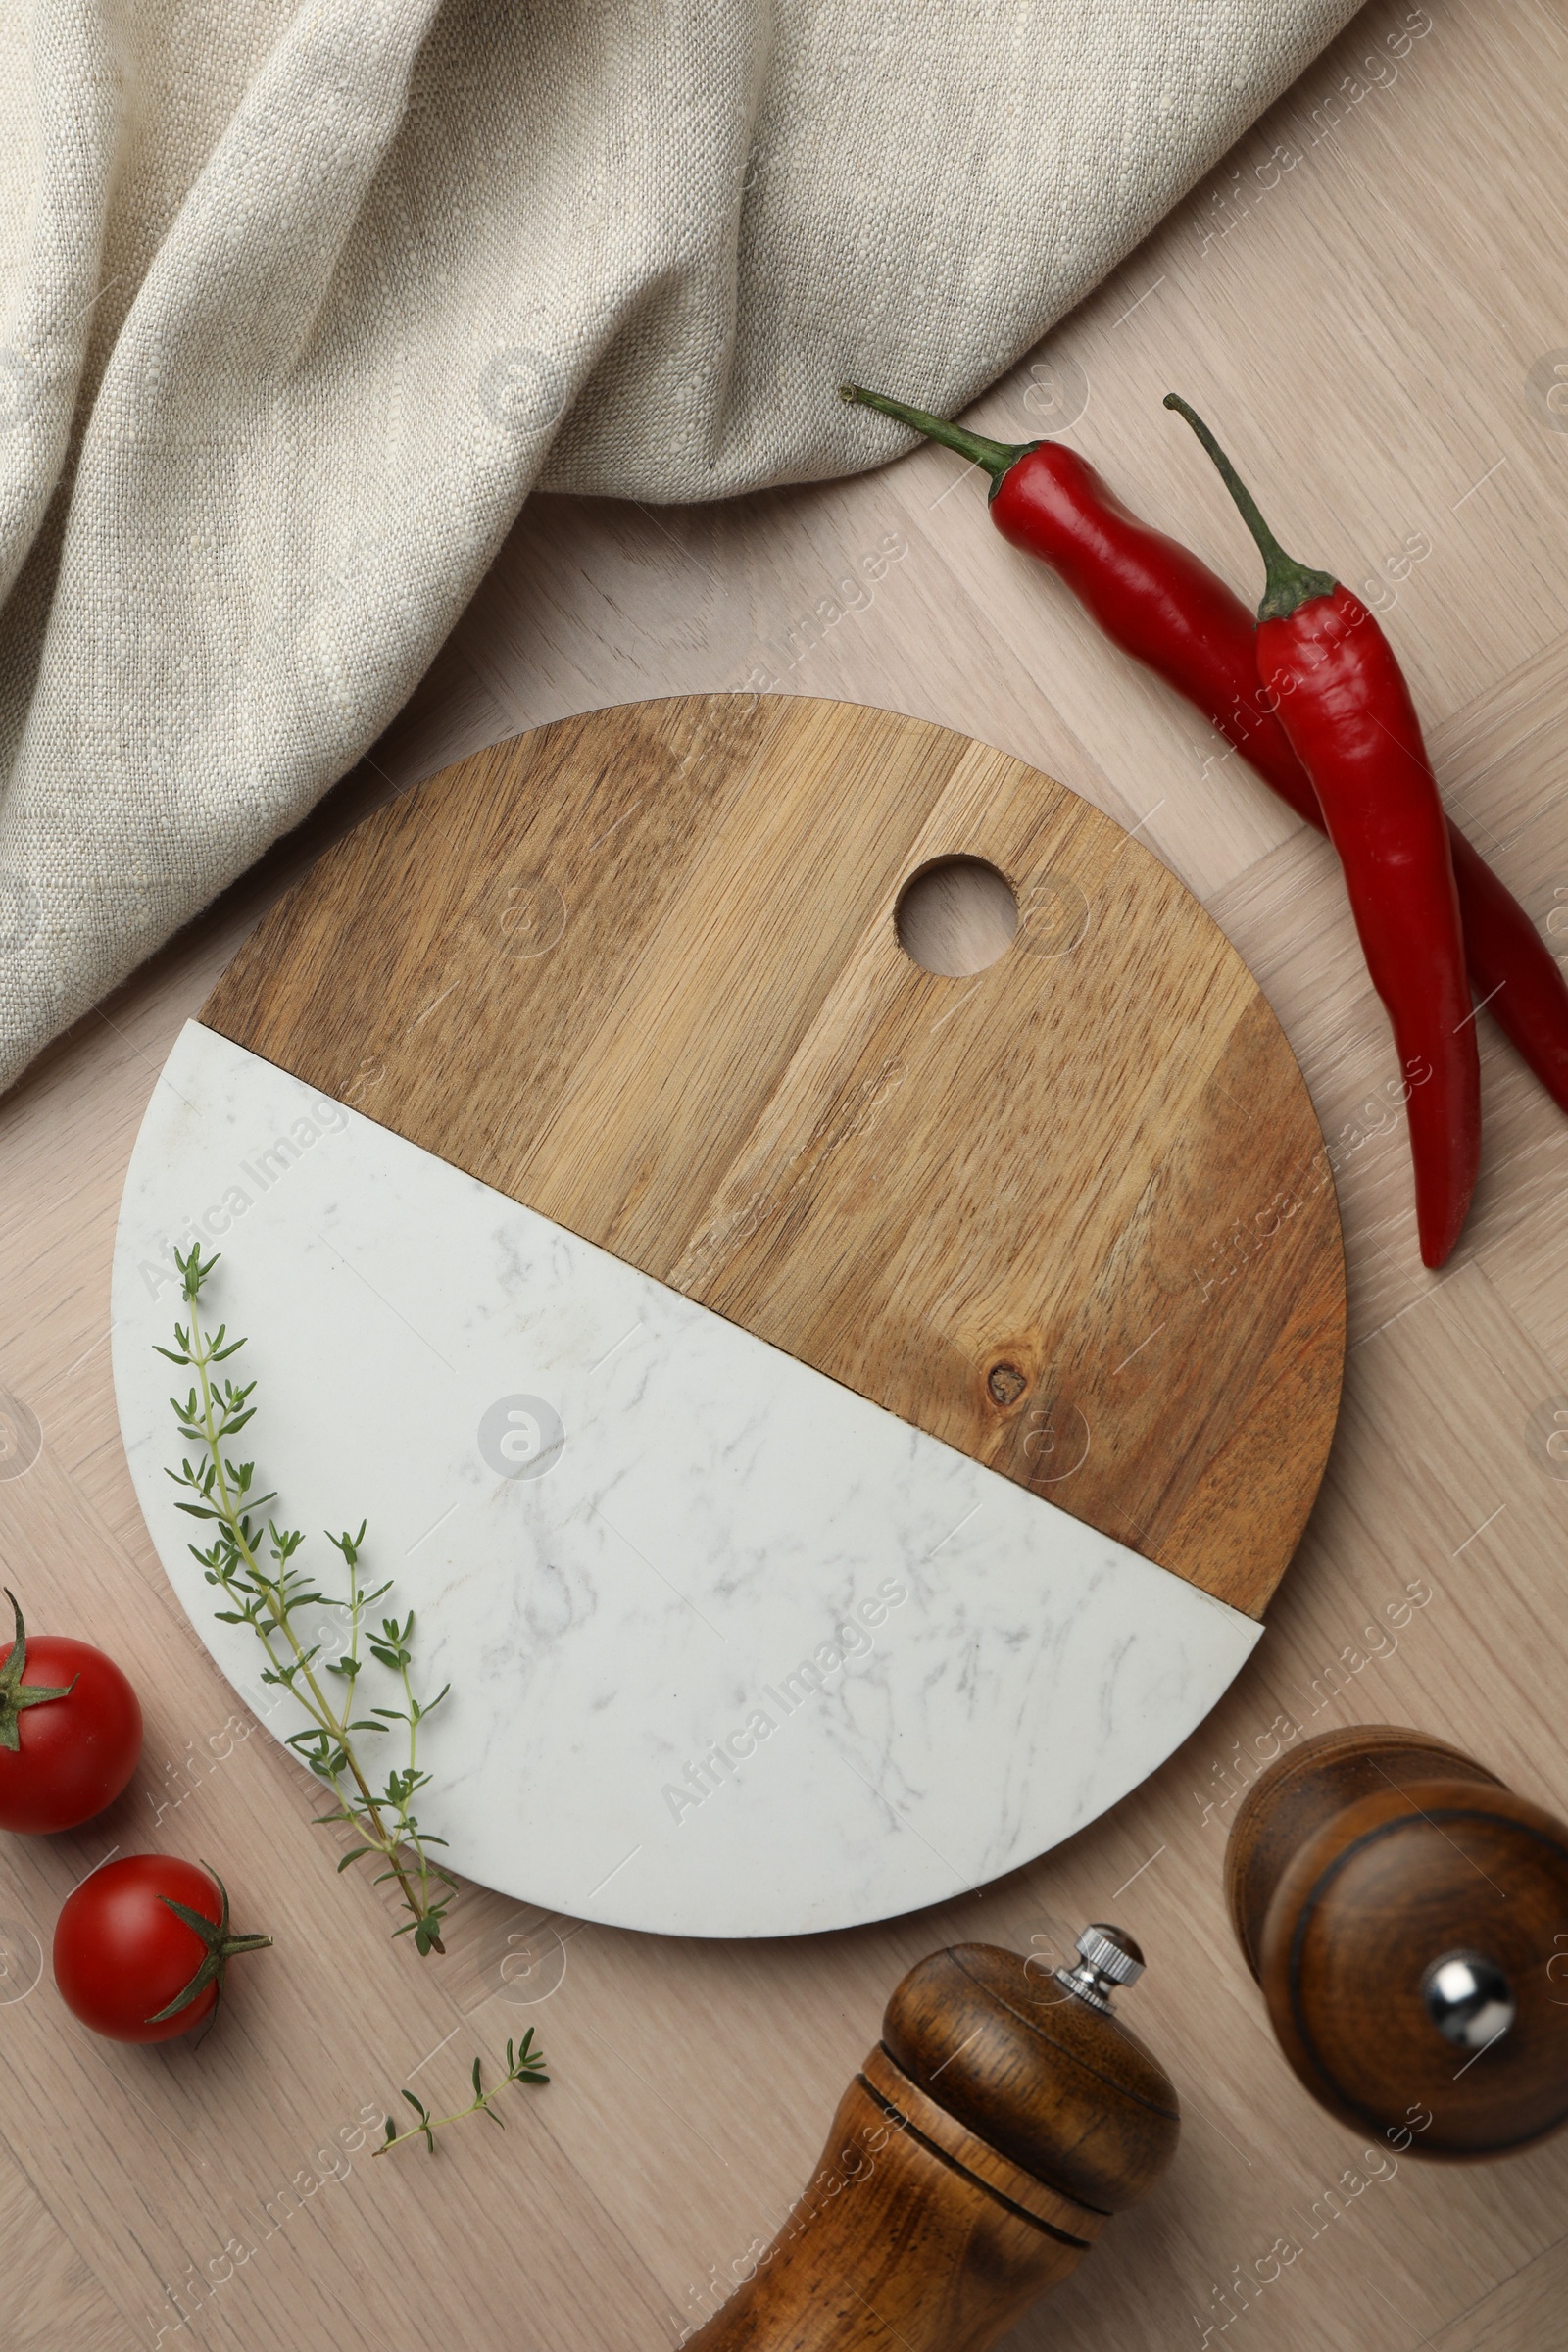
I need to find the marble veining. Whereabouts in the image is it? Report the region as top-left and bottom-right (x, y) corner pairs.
(111, 1020), (1261, 1938)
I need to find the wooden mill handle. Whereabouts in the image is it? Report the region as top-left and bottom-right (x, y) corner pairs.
(683, 2057), (1096, 2352)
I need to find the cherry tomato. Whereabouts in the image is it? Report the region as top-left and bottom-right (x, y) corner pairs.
(0, 1590), (142, 1834)
(53, 1854), (270, 2043)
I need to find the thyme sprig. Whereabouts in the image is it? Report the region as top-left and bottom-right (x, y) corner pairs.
(376, 2033), (549, 2158)
(160, 1246), (455, 1956)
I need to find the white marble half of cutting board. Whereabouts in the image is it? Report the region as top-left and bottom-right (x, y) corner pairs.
(112, 1020), (1259, 1938)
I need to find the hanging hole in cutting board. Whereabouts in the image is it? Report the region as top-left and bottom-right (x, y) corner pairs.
(896, 856), (1017, 977)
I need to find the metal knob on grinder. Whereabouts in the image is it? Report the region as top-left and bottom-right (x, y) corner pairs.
(1054, 1920), (1145, 2011)
(1225, 1724), (1568, 2159)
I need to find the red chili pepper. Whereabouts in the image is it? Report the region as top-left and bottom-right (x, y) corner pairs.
(1163, 394), (1478, 1267)
(837, 384), (1568, 1124)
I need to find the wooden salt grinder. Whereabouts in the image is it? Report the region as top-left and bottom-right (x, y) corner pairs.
(686, 1928), (1179, 2351)
(1226, 1724), (1568, 2159)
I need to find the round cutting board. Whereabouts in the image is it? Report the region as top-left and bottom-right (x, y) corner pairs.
(112, 696), (1344, 1936)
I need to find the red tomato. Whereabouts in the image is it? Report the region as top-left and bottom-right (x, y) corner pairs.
(0, 1592), (142, 1834)
(54, 1854), (270, 2043)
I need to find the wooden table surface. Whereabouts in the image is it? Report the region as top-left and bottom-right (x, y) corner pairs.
(4, 2), (1567, 2344)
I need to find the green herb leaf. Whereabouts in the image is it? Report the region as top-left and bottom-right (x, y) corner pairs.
(160, 1264), (458, 1987)
(375, 2033), (550, 2159)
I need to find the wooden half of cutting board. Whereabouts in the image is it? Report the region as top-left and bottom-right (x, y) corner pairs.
(202, 693), (1346, 1618)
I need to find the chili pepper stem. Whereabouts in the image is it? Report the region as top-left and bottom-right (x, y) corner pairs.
(1163, 394), (1337, 624)
(839, 384), (1033, 486)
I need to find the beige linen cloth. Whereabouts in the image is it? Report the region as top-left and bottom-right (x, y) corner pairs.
(0, 0), (1360, 1093)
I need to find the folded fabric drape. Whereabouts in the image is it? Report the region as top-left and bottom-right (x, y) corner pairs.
(0, 0), (1359, 1093)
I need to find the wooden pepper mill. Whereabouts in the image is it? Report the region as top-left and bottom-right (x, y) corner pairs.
(687, 1928), (1178, 2351)
(1226, 1724), (1568, 2159)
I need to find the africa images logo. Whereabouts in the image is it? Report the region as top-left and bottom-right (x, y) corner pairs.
(661, 1577), (909, 1824)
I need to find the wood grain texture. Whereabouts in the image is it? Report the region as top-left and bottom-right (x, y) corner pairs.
(1231, 1733), (1568, 2160)
(684, 2074), (1086, 2352)
(880, 1943), (1179, 2214)
(5, 3), (1568, 2345)
(0, 2139), (125, 2351)
(199, 695), (1344, 1617)
(857, 2043), (1108, 2241)
(1223, 1723), (1503, 1978)
(687, 1944), (1176, 2352)
(1427, 2236), (1568, 2352)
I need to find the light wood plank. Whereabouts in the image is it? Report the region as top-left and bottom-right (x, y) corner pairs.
(1425, 2234), (1568, 2352)
(0, 2137), (128, 2352)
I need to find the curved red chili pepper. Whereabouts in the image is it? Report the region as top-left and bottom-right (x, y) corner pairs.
(837, 385), (1568, 1129)
(843, 382), (1314, 812)
(1009, 449), (1568, 1119)
(1446, 830), (1568, 1112)
(992, 443), (1324, 820)
(1164, 395), (1478, 1267)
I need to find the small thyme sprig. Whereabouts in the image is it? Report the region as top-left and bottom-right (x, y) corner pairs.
(376, 2033), (549, 2158)
(160, 1246), (455, 1956)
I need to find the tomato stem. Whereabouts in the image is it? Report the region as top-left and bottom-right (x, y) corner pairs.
(0, 1589), (77, 1752)
(145, 1866), (271, 2025)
